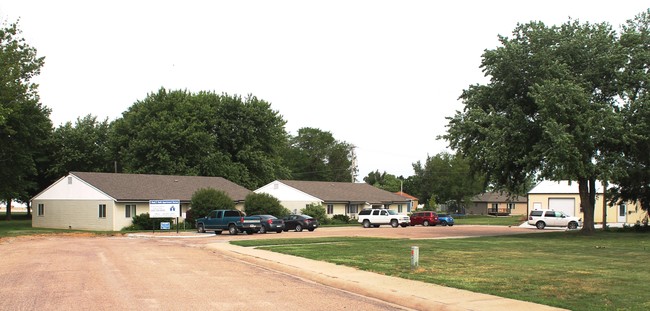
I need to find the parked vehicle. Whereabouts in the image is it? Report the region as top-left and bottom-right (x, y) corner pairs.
(255, 215), (285, 233)
(358, 208), (410, 228)
(527, 210), (581, 230)
(410, 211), (439, 226)
(436, 213), (455, 226)
(195, 209), (261, 235)
(282, 214), (319, 232)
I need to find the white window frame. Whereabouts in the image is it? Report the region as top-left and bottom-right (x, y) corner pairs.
(125, 204), (136, 218)
(327, 204), (334, 215)
(99, 204), (107, 218)
(37, 203), (44, 216)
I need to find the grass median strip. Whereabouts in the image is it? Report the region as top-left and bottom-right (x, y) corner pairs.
(231, 232), (649, 311)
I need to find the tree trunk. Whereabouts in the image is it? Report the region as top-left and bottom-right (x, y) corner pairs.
(26, 201), (31, 216)
(602, 181), (607, 229)
(579, 178), (596, 234)
(5, 197), (12, 221)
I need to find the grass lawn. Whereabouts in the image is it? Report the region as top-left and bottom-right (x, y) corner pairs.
(232, 231), (650, 311)
(452, 214), (525, 226)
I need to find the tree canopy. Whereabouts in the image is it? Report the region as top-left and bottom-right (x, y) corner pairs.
(111, 89), (290, 189)
(0, 20), (51, 220)
(283, 127), (356, 182)
(363, 170), (404, 192)
(609, 10), (650, 212)
(49, 115), (113, 178)
(444, 16), (636, 233)
(410, 152), (485, 211)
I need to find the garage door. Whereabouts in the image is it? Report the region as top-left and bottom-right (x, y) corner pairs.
(549, 198), (575, 216)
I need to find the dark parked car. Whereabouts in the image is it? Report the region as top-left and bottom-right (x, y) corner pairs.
(410, 211), (439, 226)
(437, 213), (455, 226)
(255, 215), (285, 233)
(282, 214), (319, 232)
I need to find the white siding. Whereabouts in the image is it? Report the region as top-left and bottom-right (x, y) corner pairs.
(255, 181), (323, 214)
(33, 175), (113, 201)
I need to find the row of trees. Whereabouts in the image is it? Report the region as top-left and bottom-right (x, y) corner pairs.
(0, 21), (355, 220)
(444, 10), (650, 233)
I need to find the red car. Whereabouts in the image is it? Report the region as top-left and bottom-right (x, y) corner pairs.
(410, 211), (439, 226)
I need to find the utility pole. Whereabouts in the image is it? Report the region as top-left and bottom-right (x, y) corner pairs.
(349, 145), (358, 183)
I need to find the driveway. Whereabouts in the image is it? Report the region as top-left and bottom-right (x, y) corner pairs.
(0, 234), (407, 311)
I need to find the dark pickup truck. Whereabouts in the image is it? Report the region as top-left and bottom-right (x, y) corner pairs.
(195, 209), (261, 235)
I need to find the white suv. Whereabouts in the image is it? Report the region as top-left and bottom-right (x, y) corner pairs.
(358, 209), (410, 228)
(528, 210), (582, 230)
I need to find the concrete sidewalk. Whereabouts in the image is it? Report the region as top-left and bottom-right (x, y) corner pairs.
(206, 242), (567, 311)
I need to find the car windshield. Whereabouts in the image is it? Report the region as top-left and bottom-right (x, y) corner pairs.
(301, 215), (313, 219)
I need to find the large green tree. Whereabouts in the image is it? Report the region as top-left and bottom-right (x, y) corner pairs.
(609, 10), (650, 213)
(283, 127), (356, 182)
(363, 170), (404, 192)
(444, 18), (624, 233)
(0, 20), (52, 220)
(410, 152), (485, 211)
(111, 89), (290, 189)
(48, 115), (113, 178)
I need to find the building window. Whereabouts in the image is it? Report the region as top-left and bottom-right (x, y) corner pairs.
(37, 204), (44, 216)
(491, 203), (498, 213)
(125, 204), (136, 218)
(398, 205), (403, 213)
(507, 203), (515, 211)
(99, 204), (106, 218)
(327, 204), (334, 214)
(347, 204), (358, 214)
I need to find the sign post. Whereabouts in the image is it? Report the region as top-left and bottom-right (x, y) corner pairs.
(149, 200), (180, 234)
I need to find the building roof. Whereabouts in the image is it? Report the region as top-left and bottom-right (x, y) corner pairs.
(71, 172), (252, 202)
(278, 180), (410, 204)
(395, 191), (418, 201)
(472, 192), (527, 203)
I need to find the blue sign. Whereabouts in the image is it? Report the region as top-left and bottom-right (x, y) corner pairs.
(160, 222), (171, 230)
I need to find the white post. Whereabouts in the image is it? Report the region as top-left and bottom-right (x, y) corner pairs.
(411, 246), (419, 269)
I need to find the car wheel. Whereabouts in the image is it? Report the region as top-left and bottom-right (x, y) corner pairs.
(568, 221), (578, 230)
(295, 224), (303, 232)
(259, 226), (267, 234)
(390, 219), (398, 228)
(363, 220), (371, 228)
(400, 224), (408, 227)
(214, 230), (222, 235)
(440, 221), (448, 226)
(197, 224), (205, 233)
(245, 230), (254, 235)
(448, 224), (454, 227)
(228, 224), (238, 235)
(536, 221), (546, 230)
(423, 220), (429, 226)
(276, 230), (283, 233)
(308, 228), (315, 232)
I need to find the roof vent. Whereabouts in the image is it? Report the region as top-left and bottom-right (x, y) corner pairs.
(67, 177), (72, 184)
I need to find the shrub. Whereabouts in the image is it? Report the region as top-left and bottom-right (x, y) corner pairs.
(301, 203), (329, 224)
(332, 214), (351, 223)
(186, 188), (234, 225)
(244, 192), (290, 217)
(125, 213), (173, 230)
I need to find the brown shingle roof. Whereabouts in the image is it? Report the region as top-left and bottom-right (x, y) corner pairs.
(472, 192), (527, 203)
(71, 172), (251, 202)
(279, 180), (409, 204)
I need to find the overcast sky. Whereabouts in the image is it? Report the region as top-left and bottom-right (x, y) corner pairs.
(1, 1), (648, 180)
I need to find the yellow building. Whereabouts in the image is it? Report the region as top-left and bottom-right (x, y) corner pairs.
(527, 180), (645, 225)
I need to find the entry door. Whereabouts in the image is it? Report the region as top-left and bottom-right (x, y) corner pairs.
(618, 204), (627, 223)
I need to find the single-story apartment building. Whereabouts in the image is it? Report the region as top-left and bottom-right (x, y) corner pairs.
(394, 191), (418, 213)
(31, 172), (251, 231)
(255, 180), (411, 219)
(468, 192), (528, 216)
(527, 180), (645, 225)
